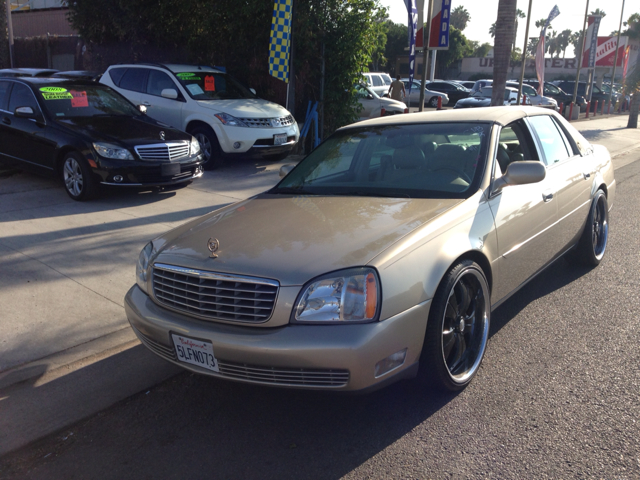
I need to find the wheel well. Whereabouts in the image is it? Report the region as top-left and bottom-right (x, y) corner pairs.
(54, 147), (79, 177)
(598, 183), (607, 197)
(453, 251), (493, 295)
(186, 120), (212, 134)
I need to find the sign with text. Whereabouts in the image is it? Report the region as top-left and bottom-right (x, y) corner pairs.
(583, 16), (602, 68)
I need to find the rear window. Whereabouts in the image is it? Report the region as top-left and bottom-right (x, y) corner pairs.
(108, 68), (127, 87)
(119, 68), (148, 93)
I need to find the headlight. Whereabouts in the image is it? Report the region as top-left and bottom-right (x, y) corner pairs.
(93, 142), (134, 160)
(213, 113), (248, 127)
(190, 136), (201, 155)
(136, 242), (154, 295)
(293, 268), (380, 323)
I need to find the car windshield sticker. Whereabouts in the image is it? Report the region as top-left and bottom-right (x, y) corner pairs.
(177, 72), (201, 80)
(186, 83), (204, 96)
(39, 86), (73, 100)
(70, 91), (89, 107)
(204, 75), (215, 91)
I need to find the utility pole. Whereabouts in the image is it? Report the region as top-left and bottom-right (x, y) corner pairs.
(418, 0), (434, 112)
(572, 0), (590, 105)
(517, 0), (533, 105)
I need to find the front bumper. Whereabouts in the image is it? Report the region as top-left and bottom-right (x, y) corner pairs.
(94, 155), (204, 186)
(125, 285), (430, 391)
(213, 122), (299, 156)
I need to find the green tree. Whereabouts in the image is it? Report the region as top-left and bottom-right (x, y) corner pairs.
(558, 29), (573, 58)
(383, 20), (408, 76)
(435, 26), (473, 77)
(512, 9), (526, 56)
(621, 13), (640, 39)
(491, 0), (517, 106)
(473, 42), (493, 58)
(489, 22), (496, 38)
(451, 6), (471, 31)
(535, 18), (553, 32)
(590, 9), (606, 18)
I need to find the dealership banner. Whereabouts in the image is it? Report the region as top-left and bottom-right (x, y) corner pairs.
(428, 0), (452, 49)
(593, 36), (628, 67)
(535, 5), (561, 95)
(582, 15), (602, 68)
(268, 0), (293, 83)
(405, 0), (418, 92)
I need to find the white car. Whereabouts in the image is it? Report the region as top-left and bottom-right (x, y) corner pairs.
(473, 79), (557, 110)
(100, 64), (299, 169)
(400, 79), (449, 108)
(362, 72), (392, 97)
(356, 85), (407, 119)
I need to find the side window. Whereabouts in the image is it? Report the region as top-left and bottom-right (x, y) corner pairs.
(496, 120), (539, 175)
(528, 115), (571, 166)
(119, 68), (148, 93)
(146, 70), (178, 97)
(108, 67), (127, 86)
(544, 83), (560, 94)
(0, 81), (10, 110)
(372, 75), (383, 87)
(8, 83), (39, 113)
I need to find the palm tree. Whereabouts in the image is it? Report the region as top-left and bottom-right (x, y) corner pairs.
(559, 29), (572, 58)
(590, 9), (606, 18)
(451, 6), (471, 31)
(535, 18), (553, 32)
(491, 0), (517, 106)
(489, 22), (496, 38)
(512, 9), (526, 57)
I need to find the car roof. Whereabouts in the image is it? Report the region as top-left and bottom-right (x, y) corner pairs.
(0, 68), (59, 77)
(106, 63), (225, 74)
(342, 106), (553, 130)
(3, 77), (106, 87)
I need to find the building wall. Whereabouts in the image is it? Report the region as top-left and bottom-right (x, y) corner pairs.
(11, 8), (75, 37)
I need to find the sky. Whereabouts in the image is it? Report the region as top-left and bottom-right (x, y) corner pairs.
(384, 0), (631, 54)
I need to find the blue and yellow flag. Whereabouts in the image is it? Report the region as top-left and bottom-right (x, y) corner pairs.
(269, 0), (292, 83)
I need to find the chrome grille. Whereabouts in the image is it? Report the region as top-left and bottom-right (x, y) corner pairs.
(152, 264), (279, 323)
(238, 115), (295, 128)
(131, 327), (349, 388)
(135, 142), (190, 161)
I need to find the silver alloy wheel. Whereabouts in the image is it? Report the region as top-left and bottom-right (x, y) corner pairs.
(195, 133), (212, 162)
(592, 194), (609, 260)
(441, 267), (490, 384)
(63, 156), (84, 197)
(429, 96), (439, 108)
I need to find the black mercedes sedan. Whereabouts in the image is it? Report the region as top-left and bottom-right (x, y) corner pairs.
(0, 77), (203, 200)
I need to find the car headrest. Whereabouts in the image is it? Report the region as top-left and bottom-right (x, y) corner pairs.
(392, 146), (425, 169)
(430, 144), (467, 169)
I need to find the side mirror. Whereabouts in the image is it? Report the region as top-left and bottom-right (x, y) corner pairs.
(15, 106), (35, 118)
(161, 88), (178, 99)
(367, 94), (374, 99)
(249, 88), (257, 95)
(138, 105), (147, 114)
(279, 164), (294, 178)
(493, 161), (546, 193)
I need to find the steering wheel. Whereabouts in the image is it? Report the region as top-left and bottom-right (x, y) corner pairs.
(432, 167), (472, 183)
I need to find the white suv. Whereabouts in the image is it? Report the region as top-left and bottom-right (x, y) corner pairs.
(101, 64), (299, 169)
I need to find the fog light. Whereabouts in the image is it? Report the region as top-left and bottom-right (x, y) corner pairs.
(374, 348), (407, 378)
(233, 142), (241, 149)
(113, 175), (123, 183)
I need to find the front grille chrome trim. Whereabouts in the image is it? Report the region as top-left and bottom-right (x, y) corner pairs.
(134, 142), (190, 161)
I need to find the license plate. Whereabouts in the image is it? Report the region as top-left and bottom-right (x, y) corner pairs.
(273, 133), (287, 145)
(171, 334), (219, 372)
(161, 163), (180, 176)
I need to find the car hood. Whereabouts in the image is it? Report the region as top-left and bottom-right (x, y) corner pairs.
(54, 116), (188, 146)
(151, 194), (461, 286)
(196, 98), (292, 118)
(379, 97), (406, 110)
(455, 97), (492, 108)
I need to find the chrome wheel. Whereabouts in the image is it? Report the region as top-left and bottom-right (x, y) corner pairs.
(195, 133), (212, 162)
(63, 156), (84, 197)
(591, 194), (608, 260)
(429, 97), (439, 108)
(440, 268), (489, 384)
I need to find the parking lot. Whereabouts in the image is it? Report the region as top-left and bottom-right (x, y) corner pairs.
(1, 114), (639, 478)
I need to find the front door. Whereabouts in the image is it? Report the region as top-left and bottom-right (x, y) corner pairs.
(139, 69), (184, 129)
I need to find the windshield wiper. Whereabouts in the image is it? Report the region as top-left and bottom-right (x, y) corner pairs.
(335, 190), (411, 198)
(269, 186), (316, 195)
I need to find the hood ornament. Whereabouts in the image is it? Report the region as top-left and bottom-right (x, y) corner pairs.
(207, 238), (220, 258)
(160, 131), (166, 141)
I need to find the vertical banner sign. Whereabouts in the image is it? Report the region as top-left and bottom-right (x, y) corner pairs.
(582, 16), (602, 68)
(594, 36), (629, 67)
(622, 45), (631, 80)
(415, 0), (426, 48)
(535, 5), (560, 95)
(428, 0), (452, 49)
(268, 0), (293, 83)
(405, 0), (418, 93)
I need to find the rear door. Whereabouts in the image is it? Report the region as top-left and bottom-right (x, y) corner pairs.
(112, 68), (147, 108)
(138, 69), (185, 128)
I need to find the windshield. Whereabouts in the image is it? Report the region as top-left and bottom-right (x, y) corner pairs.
(472, 88), (492, 98)
(174, 71), (256, 100)
(36, 84), (141, 118)
(270, 122), (491, 199)
(356, 85), (380, 99)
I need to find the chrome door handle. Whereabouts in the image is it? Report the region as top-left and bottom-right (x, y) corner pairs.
(542, 192), (554, 202)
(583, 172), (591, 179)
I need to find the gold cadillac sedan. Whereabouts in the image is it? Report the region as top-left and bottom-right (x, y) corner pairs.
(125, 107), (614, 392)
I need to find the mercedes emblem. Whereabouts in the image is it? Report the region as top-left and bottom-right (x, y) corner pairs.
(207, 238), (220, 258)
(159, 131), (166, 141)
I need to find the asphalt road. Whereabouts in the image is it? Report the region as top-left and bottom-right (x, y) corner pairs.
(1, 150), (639, 479)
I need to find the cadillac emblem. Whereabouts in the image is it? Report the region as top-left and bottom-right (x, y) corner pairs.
(207, 238), (220, 258)
(159, 131), (166, 141)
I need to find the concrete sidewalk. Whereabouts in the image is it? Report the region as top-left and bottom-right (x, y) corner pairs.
(0, 114), (638, 456)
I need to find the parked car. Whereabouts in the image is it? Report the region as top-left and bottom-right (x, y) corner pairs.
(553, 81), (615, 112)
(0, 77), (203, 200)
(355, 84), (407, 118)
(52, 70), (103, 82)
(520, 80), (586, 111)
(101, 64), (299, 169)
(126, 106), (614, 393)
(362, 72), (392, 96)
(453, 80), (476, 90)
(454, 86), (530, 108)
(424, 80), (470, 106)
(473, 79), (557, 109)
(0, 68), (58, 78)
(398, 79), (449, 108)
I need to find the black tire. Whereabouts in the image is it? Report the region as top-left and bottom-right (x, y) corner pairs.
(191, 125), (223, 170)
(569, 189), (609, 266)
(428, 96), (439, 108)
(61, 152), (98, 201)
(419, 260), (490, 392)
